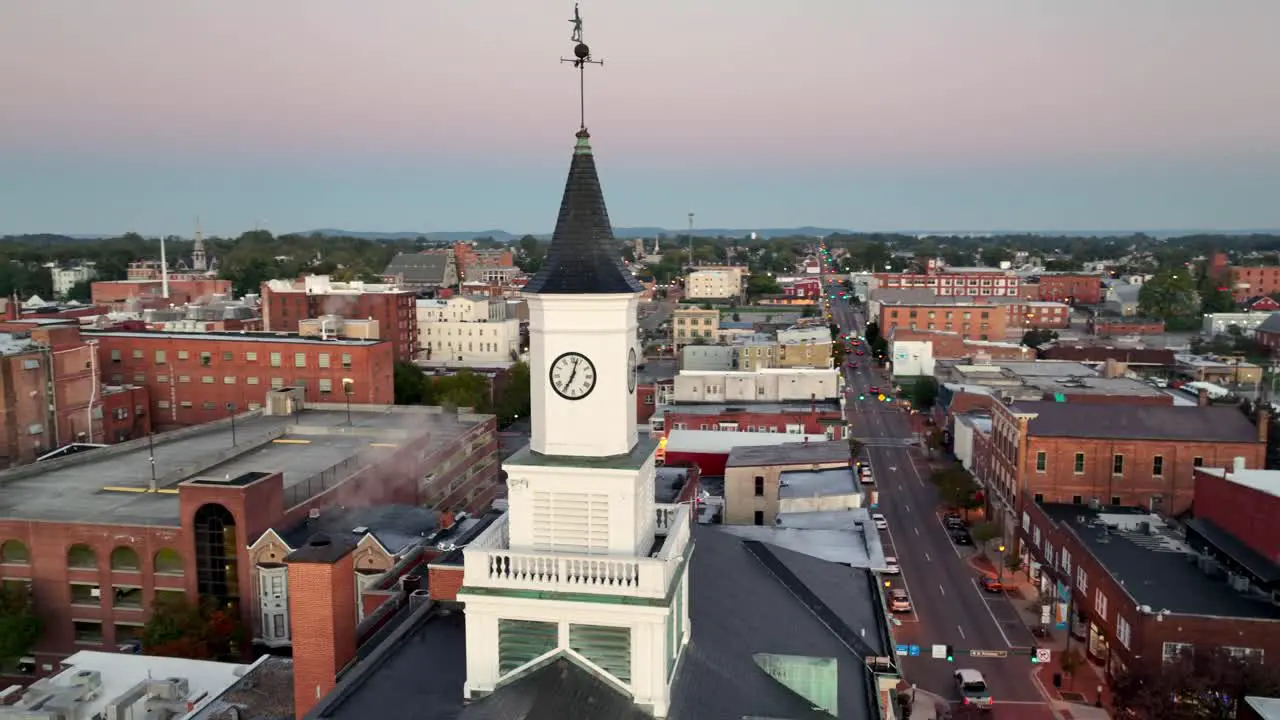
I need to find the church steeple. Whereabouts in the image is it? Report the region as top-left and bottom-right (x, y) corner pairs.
(522, 130), (644, 295)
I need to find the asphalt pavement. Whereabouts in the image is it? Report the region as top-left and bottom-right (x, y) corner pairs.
(827, 287), (1056, 720)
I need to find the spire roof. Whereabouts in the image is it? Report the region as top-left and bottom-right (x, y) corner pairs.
(522, 129), (644, 295)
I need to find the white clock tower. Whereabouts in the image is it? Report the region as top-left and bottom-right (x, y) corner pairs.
(457, 124), (692, 716)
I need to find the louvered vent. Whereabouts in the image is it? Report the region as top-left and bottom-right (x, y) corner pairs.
(498, 619), (558, 675)
(532, 491), (610, 553)
(570, 624), (632, 684)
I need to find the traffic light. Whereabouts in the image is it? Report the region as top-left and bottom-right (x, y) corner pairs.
(945, 645), (955, 662)
(858, 394), (865, 400)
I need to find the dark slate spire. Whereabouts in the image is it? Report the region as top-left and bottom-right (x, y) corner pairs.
(522, 129), (645, 295)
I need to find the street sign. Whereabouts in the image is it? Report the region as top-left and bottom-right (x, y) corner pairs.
(1035, 648), (1052, 664)
(909, 644), (920, 657)
(931, 644), (948, 660)
(895, 644), (909, 656)
(969, 650), (1009, 658)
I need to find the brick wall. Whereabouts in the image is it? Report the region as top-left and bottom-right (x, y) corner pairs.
(1193, 468), (1280, 562)
(1037, 275), (1104, 305)
(288, 544), (357, 720)
(427, 565), (464, 602)
(661, 409), (842, 439)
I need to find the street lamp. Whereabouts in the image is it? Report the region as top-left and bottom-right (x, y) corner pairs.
(343, 378), (355, 426)
(226, 403), (237, 446)
(996, 543), (1007, 584)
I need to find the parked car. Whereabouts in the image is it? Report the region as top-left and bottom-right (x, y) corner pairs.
(872, 513), (888, 530)
(981, 576), (1003, 594)
(944, 515), (966, 530)
(880, 556), (900, 574)
(950, 529), (973, 546)
(954, 669), (994, 710)
(868, 385), (880, 394)
(889, 589), (912, 613)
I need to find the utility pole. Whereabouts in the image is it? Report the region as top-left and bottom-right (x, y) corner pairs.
(687, 212), (695, 270)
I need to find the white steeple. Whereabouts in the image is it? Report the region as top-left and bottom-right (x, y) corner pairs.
(191, 217), (207, 273)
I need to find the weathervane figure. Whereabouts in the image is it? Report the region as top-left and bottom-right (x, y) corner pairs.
(561, 3), (603, 130)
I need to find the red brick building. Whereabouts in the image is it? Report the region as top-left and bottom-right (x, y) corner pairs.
(985, 400), (1265, 531)
(879, 302), (1010, 341)
(85, 331), (395, 429)
(260, 276), (419, 361)
(1037, 345), (1176, 370)
(1029, 274), (1105, 305)
(1189, 463), (1280, 585)
(1018, 501), (1280, 683)
(889, 328), (1032, 362)
(651, 401), (845, 439)
(0, 404), (499, 675)
(451, 242), (513, 279)
(1089, 316), (1166, 336)
(1210, 252), (1280, 301)
(874, 262), (1020, 297)
(91, 278), (233, 312)
(783, 278), (823, 299)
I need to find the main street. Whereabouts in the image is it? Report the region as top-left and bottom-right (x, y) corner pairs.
(826, 282), (1056, 719)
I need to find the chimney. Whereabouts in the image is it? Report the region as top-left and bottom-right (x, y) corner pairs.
(1258, 410), (1270, 445)
(1198, 389), (1209, 407)
(1234, 456), (1247, 474)
(288, 533), (359, 720)
(811, 392), (816, 414)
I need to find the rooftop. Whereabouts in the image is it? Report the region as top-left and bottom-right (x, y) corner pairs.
(0, 406), (479, 525)
(309, 525), (890, 720)
(1197, 466), (1280, 500)
(726, 440), (850, 468)
(655, 466), (695, 503)
(1175, 353), (1262, 370)
(263, 504), (441, 554)
(1042, 504), (1280, 619)
(665, 429), (828, 455)
(678, 367), (838, 377)
(1245, 696), (1280, 720)
(719, 509), (888, 567)
(778, 467), (858, 499)
(82, 329), (382, 346)
(1008, 401), (1260, 442)
(1039, 345), (1176, 365)
(658, 400), (842, 416)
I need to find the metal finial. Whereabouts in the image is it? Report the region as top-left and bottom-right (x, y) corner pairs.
(561, 3), (604, 130)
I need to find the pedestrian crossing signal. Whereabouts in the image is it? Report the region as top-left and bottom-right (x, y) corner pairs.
(945, 645), (955, 662)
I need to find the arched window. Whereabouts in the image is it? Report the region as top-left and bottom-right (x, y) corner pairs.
(194, 504), (239, 603)
(67, 544), (97, 569)
(154, 548), (184, 575)
(110, 546), (141, 571)
(0, 540), (29, 564)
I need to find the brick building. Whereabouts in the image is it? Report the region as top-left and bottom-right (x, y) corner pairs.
(1210, 252), (1280, 301)
(1037, 345), (1176, 370)
(85, 331), (394, 429)
(1189, 463), (1280, 596)
(0, 401), (500, 675)
(1027, 274), (1105, 305)
(983, 400), (1265, 542)
(889, 328), (1031, 364)
(451, 242), (513, 279)
(649, 400), (846, 439)
(878, 302), (1010, 341)
(873, 263), (1020, 297)
(260, 276), (419, 361)
(1089, 316), (1166, 336)
(1018, 501), (1280, 683)
(659, 428), (828, 476)
(91, 278), (232, 312)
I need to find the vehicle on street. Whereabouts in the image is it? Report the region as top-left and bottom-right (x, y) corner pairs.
(954, 669), (994, 710)
(856, 350), (865, 356)
(872, 513), (888, 530)
(950, 529), (973, 545)
(889, 589), (912, 613)
(880, 556), (900, 574)
(980, 576), (1003, 593)
(868, 385), (880, 394)
(944, 515), (966, 530)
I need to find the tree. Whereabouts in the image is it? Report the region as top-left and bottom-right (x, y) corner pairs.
(143, 595), (244, 661)
(970, 521), (1000, 548)
(431, 369), (491, 412)
(745, 274), (782, 300)
(494, 362), (531, 427)
(910, 377), (939, 410)
(1112, 647), (1280, 719)
(847, 436), (865, 460)
(1138, 267), (1199, 325)
(0, 583), (40, 664)
(394, 361), (433, 405)
(870, 335), (889, 360)
(64, 279), (92, 303)
(1021, 328), (1059, 348)
(931, 465), (983, 518)
(864, 321), (881, 346)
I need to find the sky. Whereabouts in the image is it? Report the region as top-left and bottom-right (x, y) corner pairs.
(2, 0), (1279, 236)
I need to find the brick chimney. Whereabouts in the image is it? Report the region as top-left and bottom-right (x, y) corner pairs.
(1258, 409), (1270, 445)
(1198, 389), (1209, 407)
(287, 533), (359, 719)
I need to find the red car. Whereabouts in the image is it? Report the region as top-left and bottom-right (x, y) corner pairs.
(855, 350), (865, 356)
(869, 386), (880, 394)
(981, 576), (1003, 593)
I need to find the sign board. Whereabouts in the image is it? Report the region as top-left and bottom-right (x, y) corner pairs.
(909, 644), (920, 657)
(931, 644), (948, 660)
(1040, 604), (1052, 625)
(1035, 648), (1052, 664)
(895, 644), (909, 656)
(969, 650), (1009, 658)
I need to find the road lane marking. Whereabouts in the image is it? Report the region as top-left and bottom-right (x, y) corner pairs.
(924, 552), (931, 561)
(904, 503), (910, 513)
(939, 585), (946, 596)
(914, 527), (920, 536)
(934, 512), (967, 560)
(970, 579), (1015, 647)
(879, 523), (919, 622)
(957, 625), (966, 639)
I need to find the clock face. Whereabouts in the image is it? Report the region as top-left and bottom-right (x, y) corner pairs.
(550, 352), (596, 400)
(628, 348), (638, 393)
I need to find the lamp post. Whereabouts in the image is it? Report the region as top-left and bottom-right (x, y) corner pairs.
(996, 542), (1007, 585)
(343, 378), (354, 426)
(226, 403), (237, 446)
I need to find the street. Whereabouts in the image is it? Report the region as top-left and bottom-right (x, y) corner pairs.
(827, 285), (1057, 719)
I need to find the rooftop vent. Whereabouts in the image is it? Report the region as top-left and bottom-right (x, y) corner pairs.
(351, 526), (369, 534)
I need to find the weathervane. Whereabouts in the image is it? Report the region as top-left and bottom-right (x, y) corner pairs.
(561, 3), (603, 130)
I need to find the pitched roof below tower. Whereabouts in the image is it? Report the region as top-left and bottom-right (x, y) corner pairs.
(522, 130), (644, 295)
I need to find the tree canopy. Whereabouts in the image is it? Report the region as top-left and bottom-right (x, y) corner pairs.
(393, 361), (531, 428)
(1112, 647), (1280, 720)
(143, 594), (244, 661)
(0, 583), (40, 664)
(1138, 267), (1200, 330)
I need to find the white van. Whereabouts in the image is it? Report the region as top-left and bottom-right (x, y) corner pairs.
(859, 465), (874, 485)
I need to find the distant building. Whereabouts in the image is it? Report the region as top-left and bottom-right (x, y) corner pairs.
(91, 278), (233, 312)
(1210, 251), (1280, 301)
(723, 440), (853, 526)
(381, 251), (458, 290)
(873, 262), (1020, 297)
(50, 264), (97, 298)
(671, 307), (720, 346)
(684, 267), (747, 300)
(673, 368), (841, 404)
(260, 275), (419, 361)
(416, 296), (521, 363)
(1025, 273), (1105, 305)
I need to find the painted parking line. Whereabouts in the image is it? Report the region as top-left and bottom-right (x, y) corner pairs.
(879, 523), (920, 624)
(970, 577), (1015, 648)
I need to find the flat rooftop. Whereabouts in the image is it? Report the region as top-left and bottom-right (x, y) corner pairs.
(82, 330), (382, 347)
(719, 509), (887, 567)
(1026, 376), (1165, 398)
(43, 650), (257, 720)
(1197, 466), (1280, 500)
(665, 429), (828, 454)
(0, 407), (480, 526)
(779, 467), (857, 498)
(658, 400), (842, 416)
(1041, 504), (1280, 619)
(726, 440), (849, 468)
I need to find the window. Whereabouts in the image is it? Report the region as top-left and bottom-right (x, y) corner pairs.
(341, 353), (352, 369)
(1162, 642), (1193, 664)
(1035, 451), (1047, 472)
(222, 351), (233, 361)
(1076, 566), (1088, 593)
(154, 548), (184, 575)
(569, 624), (632, 684)
(497, 619), (558, 675)
(109, 547), (140, 571)
(294, 352), (306, 368)
(247, 377), (259, 385)
(319, 379), (333, 394)
(110, 349), (121, 363)
(271, 378), (284, 389)
(1116, 617), (1131, 649)
(1034, 493), (1044, 504)
(202, 376), (214, 384)
(1111, 495), (1121, 506)
(1072, 495), (1082, 505)
(224, 376), (236, 385)
(0, 540), (29, 564)
(1152, 456), (1164, 476)
(67, 544), (97, 569)
(318, 353), (331, 369)
(177, 351), (189, 360)
(156, 374), (169, 383)
(270, 353), (282, 367)
(1224, 646), (1265, 663)
(73, 621), (103, 644)
(754, 476), (765, 496)
(155, 350), (166, 365)
(1112, 454), (1124, 475)
(69, 583), (100, 605)
(112, 586), (143, 608)
(178, 375), (191, 383)
(245, 351), (258, 362)
(1193, 456), (1204, 467)
(1060, 548), (1072, 575)
(157, 400), (170, 409)
(754, 511), (765, 525)
(1094, 589), (1108, 620)
(1073, 453), (1085, 474)
(180, 400), (192, 408)
(131, 349), (143, 359)
(199, 352), (212, 367)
